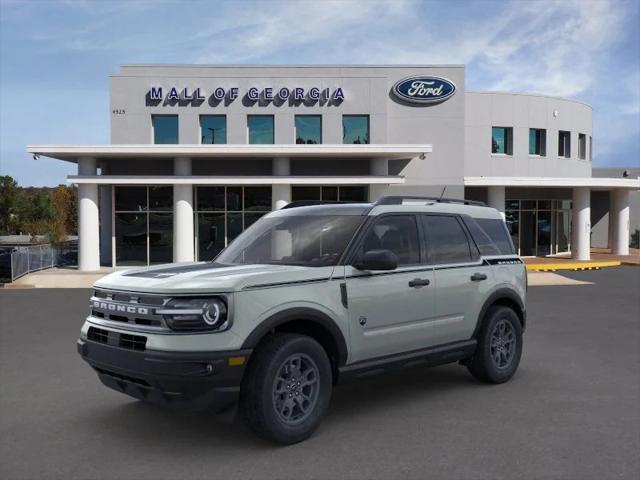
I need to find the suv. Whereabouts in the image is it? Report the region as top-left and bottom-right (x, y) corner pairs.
(78, 196), (526, 444)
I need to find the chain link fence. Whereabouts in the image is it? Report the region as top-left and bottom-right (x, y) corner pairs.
(0, 242), (78, 283)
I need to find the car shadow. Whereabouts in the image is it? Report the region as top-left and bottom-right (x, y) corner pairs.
(84, 364), (488, 450)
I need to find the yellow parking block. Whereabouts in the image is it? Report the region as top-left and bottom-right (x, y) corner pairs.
(525, 261), (621, 272)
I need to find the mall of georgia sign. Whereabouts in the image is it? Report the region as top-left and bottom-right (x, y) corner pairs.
(391, 76), (456, 104)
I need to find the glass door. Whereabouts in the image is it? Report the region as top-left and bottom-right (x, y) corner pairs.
(537, 211), (552, 256)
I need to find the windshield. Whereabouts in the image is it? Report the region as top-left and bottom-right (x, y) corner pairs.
(215, 214), (364, 267)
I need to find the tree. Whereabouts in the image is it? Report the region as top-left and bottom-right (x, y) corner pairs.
(0, 175), (20, 234)
(49, 185), (77, 244)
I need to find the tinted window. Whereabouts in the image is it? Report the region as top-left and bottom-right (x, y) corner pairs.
(423, 215), (472, 264)
(343, 115), (369, 144)
(200, 115), (227, 144)
(465, 218), (515, 255)
(152, 115), (178, 144)
(248, 115), (274, 144)
(295, 115), (321, 144)
(360, 216), (420, 266)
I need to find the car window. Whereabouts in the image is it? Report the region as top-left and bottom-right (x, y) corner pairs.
(474, 218), (515, 255)
(422, 215), (473, 264)
(360, 215), (420, 266)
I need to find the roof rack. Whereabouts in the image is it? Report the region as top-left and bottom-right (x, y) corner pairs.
(375, 196), (486, 207)
(281, 200), (351, 209)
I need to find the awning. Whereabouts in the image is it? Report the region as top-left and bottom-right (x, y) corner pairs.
(67, 175), (405, 185)
(28, 144), (432, 163)
(464, 176), (640, 190)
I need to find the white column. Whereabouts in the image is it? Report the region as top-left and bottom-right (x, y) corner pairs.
(173, 157), (194, 263)
(487, 186), (506, 220)
(369, 158), (388, 201)
(571, 187), (591, 260)
(77, 157), (100, 271)
(611, 189), (630, 255)
(272, 157), (291, 210)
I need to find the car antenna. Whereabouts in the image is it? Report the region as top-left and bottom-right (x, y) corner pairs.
(438, 186), (447, 202)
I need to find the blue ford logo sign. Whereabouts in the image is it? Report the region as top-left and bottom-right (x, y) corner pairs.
(392, 76), (456, 104)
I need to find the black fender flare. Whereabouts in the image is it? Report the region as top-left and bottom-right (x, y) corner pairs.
(472, 288), (526, 338)
(241, 307), (349, 366)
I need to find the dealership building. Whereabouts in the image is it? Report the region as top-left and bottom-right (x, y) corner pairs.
(28, 65), (639, 271)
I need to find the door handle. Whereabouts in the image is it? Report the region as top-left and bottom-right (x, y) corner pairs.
(470, 273), (487, 282)
(408, 278), (430, 288)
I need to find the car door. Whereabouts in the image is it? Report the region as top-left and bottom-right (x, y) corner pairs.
(345, 214), (436, 363)
(421, 214), (493, 345)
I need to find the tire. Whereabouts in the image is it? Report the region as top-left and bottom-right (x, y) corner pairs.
(240, 333), (332, 444)
(467, 306), (523, 384)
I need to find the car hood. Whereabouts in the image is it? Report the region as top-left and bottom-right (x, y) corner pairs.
(94, 262), (337, 294)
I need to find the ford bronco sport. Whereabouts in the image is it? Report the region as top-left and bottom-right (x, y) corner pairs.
(78, 196), (526, 444)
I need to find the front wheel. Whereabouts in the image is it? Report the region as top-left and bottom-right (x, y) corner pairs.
(467, 306), (523, 383)
(240, 333), (332, 444)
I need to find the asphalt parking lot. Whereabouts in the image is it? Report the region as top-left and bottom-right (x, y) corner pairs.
(1, 267), (639, 480)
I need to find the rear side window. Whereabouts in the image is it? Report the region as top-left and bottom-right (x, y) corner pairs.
(466, 218), (515, 255)
(422, 215), (473, 264)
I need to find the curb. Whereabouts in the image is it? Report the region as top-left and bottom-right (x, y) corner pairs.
(525, 261), (621, 272)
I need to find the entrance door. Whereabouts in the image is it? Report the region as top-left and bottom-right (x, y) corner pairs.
(345, 215), (435, 363)
(537, 210), (552, 256)
(520, 211), (536, 256)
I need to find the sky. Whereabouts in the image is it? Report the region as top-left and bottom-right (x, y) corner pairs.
(0, 0), (639, 187)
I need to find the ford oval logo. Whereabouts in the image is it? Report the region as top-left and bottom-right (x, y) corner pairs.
(392, 76), (456, 104)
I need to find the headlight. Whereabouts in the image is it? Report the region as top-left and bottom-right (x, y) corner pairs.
(157, 297), (229, 332)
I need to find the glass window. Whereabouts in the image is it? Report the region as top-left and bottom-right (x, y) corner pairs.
(227, 213), (243, 244)
(295, 115), (322, 144)
(197, 213), (225, 261)
(492, 127), (513, 155)
(578, 133), (586, 160)
(216, 215), (364, 267)
(248, 115), (274, 144)
(149, 213), (173, 264)
(152, 115), (178, 144)
(115, 213), (147, 266)
(244, 187), (272, 211)
(200, 115), (227, 144)
(589, 136), (593, 161)
(115, 187), (146, 211)
(226, 187), (243, 211)
(196, 186), (225, 211)
(505, 209), (519, 253)
(558, 131), (571, 158)
(529, 128), (546, 156)
(361, 216), (420, 266)
(321, 186), (338, 201)
(339, 186), (368, 202)
(343, 115), (369, 144)
(423, 215), (473, 264)
(292, 187), (321, 202)
(148, 186), (173, 211)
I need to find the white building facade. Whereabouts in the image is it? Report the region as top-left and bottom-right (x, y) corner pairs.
(28, 65), (639, 270)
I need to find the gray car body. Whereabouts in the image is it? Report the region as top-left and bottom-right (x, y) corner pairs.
(81, 202), (526, 367)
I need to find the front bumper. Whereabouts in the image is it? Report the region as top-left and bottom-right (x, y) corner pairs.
(77, 338), (251, 412)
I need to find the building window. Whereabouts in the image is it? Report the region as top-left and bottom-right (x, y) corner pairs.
(248, 115), (274, 144)
(295, 115), (322, 144)
(491, 127), (513, 155)
(529, 128), (546, 156)
(578, 133), (587, 160)
(200, 115), (227, 144)
(114, 186), (173, 266)
(558, 131), (571, 158)
(291, 185), (368, 202)
(152, 115), (179, 144)
(589, 136), (593, 161)
(343, 115), (369, 144)
(194, 186), (272, 261)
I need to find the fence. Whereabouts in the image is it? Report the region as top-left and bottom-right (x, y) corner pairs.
(5, 242), (78, 282)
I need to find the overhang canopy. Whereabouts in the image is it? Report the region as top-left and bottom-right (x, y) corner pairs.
(67, 175), (405, 185)
(27, 144), (432, 163)
(464, 176), (640, 190)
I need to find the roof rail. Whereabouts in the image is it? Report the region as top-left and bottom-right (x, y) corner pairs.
(375, 196), (486, 207)
(281, 200), (350, 209)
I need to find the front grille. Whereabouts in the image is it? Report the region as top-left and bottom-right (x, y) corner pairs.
(119, 333), (147, 351)
(90, 288), (168, 330)
(86, 326), (147, 352)
(87, 326), (109, 344)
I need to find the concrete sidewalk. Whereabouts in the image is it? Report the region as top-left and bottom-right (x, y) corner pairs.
(5, 267), (113, 288)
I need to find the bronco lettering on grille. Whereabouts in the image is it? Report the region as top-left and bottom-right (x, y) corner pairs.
(92, 300), (149, 315)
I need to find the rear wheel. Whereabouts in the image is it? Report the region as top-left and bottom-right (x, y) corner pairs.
(240, 333), (332, 444)
(467, 306), (522, 383)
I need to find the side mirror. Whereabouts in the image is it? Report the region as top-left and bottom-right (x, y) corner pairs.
(353, 249), (398, 271)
